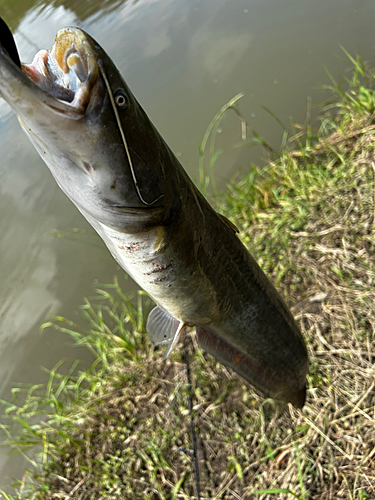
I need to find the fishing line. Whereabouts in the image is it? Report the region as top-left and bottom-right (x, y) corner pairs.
(98, 61), (163, 207)
(183, 330), (201, 500)
(100, 59), (200, 497)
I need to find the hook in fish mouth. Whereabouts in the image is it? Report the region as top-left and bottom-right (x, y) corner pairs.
(21, 28), (100, 116)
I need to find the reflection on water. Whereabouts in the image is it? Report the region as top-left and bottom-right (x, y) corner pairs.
(1, 0), (375, 489)
(0, 115), (58, 370)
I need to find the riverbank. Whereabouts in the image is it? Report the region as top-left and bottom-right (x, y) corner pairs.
(2, 56), (375, 500)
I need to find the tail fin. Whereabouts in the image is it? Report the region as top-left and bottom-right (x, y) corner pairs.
(196, 326), (306, 408)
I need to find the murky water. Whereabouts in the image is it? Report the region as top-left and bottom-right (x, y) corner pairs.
(1, 0), (374, 489)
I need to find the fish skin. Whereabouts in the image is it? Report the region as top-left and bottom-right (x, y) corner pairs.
(0, 22), (308, 407)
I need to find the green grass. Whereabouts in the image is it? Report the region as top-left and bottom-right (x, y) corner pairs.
(2, 53), (375, 499)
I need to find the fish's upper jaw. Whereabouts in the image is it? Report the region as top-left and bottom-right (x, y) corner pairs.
(20, 27), (100, 116)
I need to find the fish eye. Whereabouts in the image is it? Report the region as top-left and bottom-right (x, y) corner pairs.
(114, 90), (128, 108)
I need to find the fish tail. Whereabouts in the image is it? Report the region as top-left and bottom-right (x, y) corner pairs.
(196, 326), (306, 408)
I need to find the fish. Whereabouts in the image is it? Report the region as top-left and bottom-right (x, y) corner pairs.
(0, 18), (21, 69)
(0, 20), (308, 408)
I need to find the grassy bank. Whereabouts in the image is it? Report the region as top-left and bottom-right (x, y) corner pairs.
(2, 56), (375, 499)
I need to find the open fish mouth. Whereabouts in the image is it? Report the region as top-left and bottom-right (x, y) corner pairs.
(0, 27), (102, 119)
(21, 28), (100, 114)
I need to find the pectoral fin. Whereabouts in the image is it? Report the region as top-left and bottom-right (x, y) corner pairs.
(146, 306), (187, 360)
(196, 325), (306, 408)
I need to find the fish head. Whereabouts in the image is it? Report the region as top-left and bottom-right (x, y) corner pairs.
(0, 27), (177, 232)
